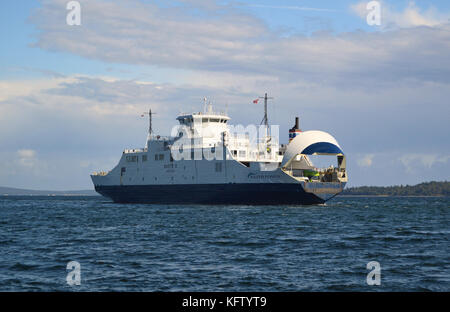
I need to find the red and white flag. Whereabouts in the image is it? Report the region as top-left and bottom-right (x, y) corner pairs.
(253, 99), (259, 104)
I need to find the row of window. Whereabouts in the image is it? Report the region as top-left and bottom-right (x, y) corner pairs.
(125, 155), (138, 162)
(179, 117), (228, 124)
(125, 154), (150, 162)
(129, 149), (256, 163)
(179, 117), (194, 125)
(202, 118), (227, 123)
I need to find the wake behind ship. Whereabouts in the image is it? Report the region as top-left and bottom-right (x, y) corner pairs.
(91, 95), (347, 204)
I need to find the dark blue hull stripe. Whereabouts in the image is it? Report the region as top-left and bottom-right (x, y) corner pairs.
(95, 183), (326, 205)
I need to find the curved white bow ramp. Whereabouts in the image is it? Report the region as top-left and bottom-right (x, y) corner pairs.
(280, 130), (347, 202)
(282, 130), (344, 167)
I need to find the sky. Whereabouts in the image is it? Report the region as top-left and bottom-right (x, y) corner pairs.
(0, 0), (449, 190)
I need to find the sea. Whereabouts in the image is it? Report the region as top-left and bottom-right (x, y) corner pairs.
(0, 195), (448, 291)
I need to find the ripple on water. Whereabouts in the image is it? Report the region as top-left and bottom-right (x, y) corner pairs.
(0, 195), (448, 291)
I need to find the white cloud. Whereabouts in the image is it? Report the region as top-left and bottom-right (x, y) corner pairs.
(350, 2), (370, 19)
(345, 152), (450, 186)
(0, 77), (76, 102)
(399, 153), (450, 173)
(28, 0), (450, 87)
(357, 154), (374, 167)
(351, 1), (450, 28)
(0, 149), (49, 185)
(386, 2), (449, 28)
(17, 149), (36, 159)
(17, 149), (37, 168)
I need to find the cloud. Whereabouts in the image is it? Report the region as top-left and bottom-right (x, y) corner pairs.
(0, 149), (50, 188)
(17, 149), (37, 167)
(17, 149), (36, 159)
(399, 153), (450, 173)
(357, 154), (374, 167)
(28, 0), (450, 87)
(345, 152), (450, 186)
(351, 1), (450, 28)
(30, 0), (266, 69)
(0, 77), (77, 102)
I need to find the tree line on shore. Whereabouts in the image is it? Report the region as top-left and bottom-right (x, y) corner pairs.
(342, 181), (449, 196)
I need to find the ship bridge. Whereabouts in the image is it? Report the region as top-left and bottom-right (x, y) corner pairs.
(175, 106), (230, 148)
(173, 104), (281, 163)
(176, 112), (230, 126)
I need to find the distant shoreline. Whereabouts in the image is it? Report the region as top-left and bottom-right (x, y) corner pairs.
(1, 181), (448, 197)
(342, 181), (449, 197)
(0, 186), (98, 196)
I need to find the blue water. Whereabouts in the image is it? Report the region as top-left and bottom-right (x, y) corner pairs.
(0, 196), (448, 291)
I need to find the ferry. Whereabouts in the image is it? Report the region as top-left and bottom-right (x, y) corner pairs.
(91, 94), (347, 204)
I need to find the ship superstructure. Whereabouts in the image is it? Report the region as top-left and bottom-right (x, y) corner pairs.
(91, 95), (347, 204)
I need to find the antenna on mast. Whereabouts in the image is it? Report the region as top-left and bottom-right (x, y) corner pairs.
(259, 92), (274, 135)
(141, 108), (156, 138)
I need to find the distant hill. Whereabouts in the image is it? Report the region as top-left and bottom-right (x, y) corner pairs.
(0, 186), (98, 196)
(342, 181), (450, 196)
(2, 181), (449, 197)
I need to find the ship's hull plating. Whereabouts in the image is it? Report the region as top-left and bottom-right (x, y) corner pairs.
(95, 183), (333, 205)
